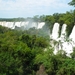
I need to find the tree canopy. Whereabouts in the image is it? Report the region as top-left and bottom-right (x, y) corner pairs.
(68, 0), (75, 7)
(0, 25), (75, 75)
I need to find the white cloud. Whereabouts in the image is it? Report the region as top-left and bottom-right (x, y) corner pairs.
(0, 0), (74, 17)
(0, 0), (69, 10)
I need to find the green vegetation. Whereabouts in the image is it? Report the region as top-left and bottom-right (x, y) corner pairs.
(0, 25), (49, 75)
(0, 25), (75, 75)
(68, 0), (75, 7)
(0, 9), (75, 37)
(0, 18), (25, 22)
(0, 1), (75, 74)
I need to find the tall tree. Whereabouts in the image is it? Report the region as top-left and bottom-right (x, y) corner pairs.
(68, 0), (75, 6)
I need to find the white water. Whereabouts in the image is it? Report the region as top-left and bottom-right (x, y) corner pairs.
(26, 22), (37, 29)
(0, 21), (45, 29)
(0, 21), (75, 56)
(60, 24), (67, 41)
(6, 22), (14, 28)
(51, 23), (60, 40)
(69, 25), (75, 46)
(37, 22), (45, 29)
(51, 23), (73, 56)
(62, 42), (73, 56)
(14, 22), (21, 27)
(0, 22), (15, 29)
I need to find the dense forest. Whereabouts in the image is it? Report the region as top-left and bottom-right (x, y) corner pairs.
(0, 25), (75, 75)
(0, 0), (75, 75)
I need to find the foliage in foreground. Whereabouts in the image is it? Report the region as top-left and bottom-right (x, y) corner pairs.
(0, 26), (75, 75)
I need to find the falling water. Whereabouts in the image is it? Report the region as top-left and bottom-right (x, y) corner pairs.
(24, 21), (29, 28)
(37, 22), (45, 29)
(69, 25), (75, 46)
(0, 21), (45, 29)
(0, 22), (15, 29)
(60, 24), (67, 40)
(51, 23), (73, 56)
(14, 22), (21, 27)
(0, 21), (75, 56)
(51, 23), (60, 40)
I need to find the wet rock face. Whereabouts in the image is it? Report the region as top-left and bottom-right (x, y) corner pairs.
(36, 64), (48, 75)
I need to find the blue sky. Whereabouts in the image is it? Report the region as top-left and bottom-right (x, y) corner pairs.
(0, 0), (74, 18)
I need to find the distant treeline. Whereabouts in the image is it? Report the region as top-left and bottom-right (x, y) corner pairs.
(0, 18), (25, 22)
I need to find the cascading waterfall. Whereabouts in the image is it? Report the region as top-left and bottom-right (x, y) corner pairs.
(59, 24), (73, 55)
(60, 24), (67, 41)
(51, 23), (73, 56)
(6, 22), (14, 28)
(15, 22), (22, 27)
(37, 22), (45, 29)
(69, 25), (75, 46)
(62, 42), (73, 56)
(0, 21), (75, 56)
(0, 21), (45, 29)
(2, 21), (6, 27)
(51, 23), (60, 40)
(0, 22), (4, 26)
(26, 22), (37, 29)
(24, 21), (29, 28)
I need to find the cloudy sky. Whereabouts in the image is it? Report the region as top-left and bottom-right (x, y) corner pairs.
(0, 0), (74, 18)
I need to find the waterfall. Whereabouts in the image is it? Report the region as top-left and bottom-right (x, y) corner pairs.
(60, 24), (67, 40)
(0, 21), (75, 56)
(37, 22), (45, 29)
(0, 21), (45, 29)
(20, 22), (27, 29)
(24, 21), (29, 28)
(69, 25), (75, 46)
(6, 22), (14, 28)
(2, 21), (6, 27)
(62, 42), (73, 56)
(50, 23), (73, 56)
(0, 22), (4, 26)
(14, 22), (21, 27)
(0, 22), (15, 29)
(51, 23), (60, 40)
